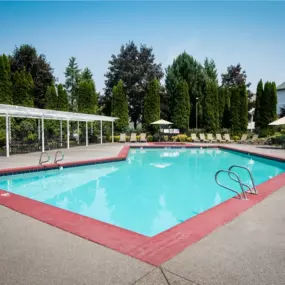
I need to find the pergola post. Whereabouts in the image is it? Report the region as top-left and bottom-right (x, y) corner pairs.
(38, 119), (41, 141)
(86, 121), (88, 146)
(100, 120), (103, 144)
(67, 120), (70, 149)
(77, 121), (80, 145)
(112, 121), (114, 143)
(8, 117), (11, 143)
(5, 113), (9, 157)
(60, 120), (62, 147)
(91, 122), (93, 135)
(41, 117), (45, 152)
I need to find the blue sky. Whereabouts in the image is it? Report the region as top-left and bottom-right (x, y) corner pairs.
(1, 1), (285, 92)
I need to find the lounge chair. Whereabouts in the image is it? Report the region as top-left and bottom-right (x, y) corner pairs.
(207, 133), (216, 142)
(238, 134), (247, 144)
(191, 133), (200, 142)
(140, 133), (147, 142)
(224, 134), (234, 143)
(119, 133), (126, 143)
(199, 133), (209, 142)
(247, 134), (259, 144)
(216, 134), (226, 143)
(130, 133), (137, 143)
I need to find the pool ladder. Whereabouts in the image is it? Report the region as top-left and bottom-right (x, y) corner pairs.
(215, 165), (258, 200)
(39, 151), (64, 165)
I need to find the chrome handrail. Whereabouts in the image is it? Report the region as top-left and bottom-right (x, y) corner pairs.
(39, 152), (50, 165)
(215, 170), (247, 200)
(228, 165), (257, 194)
(54, 151), (64, 163)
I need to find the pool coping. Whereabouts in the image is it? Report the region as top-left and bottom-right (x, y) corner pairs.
(0, 144), (285, 266)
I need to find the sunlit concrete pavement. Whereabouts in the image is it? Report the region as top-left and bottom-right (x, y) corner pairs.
(1, 143), (285, 284)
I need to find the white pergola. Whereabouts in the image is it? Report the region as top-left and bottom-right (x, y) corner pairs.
(0, 104), (118, 157)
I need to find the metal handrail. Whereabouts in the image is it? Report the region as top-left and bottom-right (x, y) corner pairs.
(54, 151), (64, 163)
(39, 152), (50, 165)
(228, 165), (257, 194)
(215, 170), (247, 200)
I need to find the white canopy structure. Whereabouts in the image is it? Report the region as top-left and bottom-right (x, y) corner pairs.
(269, 116), (285, 126)
(0, 104), (118, 157)
(150, 119), (173, 125)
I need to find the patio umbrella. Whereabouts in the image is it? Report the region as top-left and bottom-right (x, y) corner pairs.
(268, 116), (285, 126)
(150, 119), (173, 125)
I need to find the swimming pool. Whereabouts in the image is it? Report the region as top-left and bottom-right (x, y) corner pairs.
(0, 147), (284, 237)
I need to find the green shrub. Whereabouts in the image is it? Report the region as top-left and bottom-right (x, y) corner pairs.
(136, 135), (140, 141)
(175, 134), (187, 142)
(153, 133), (160, 142)
(186, 137), (192, 142)
(163, 135), (169, 142)
(147, 135), (153, 142)
(232, 135), (240, 142)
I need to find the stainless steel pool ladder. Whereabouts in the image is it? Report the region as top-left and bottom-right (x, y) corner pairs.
(215, 165), (257, 200)
(39, 152), (50, 165)
(54, 151), (64, 163)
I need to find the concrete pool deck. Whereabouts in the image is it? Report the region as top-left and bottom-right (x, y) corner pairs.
(1, 143), (285, 284)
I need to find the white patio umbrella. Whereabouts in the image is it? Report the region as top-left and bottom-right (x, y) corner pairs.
(150, 119), (173, 125)
(268, 117), (285, 126)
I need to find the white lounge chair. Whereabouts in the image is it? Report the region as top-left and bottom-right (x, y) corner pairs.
(216, 134), (226, 143)
(199, 133), (209, 142)
(191, 133), (200, 142)
(119, 133), (126, 143)
(238, 134), (247, 144)
(224, 134), (234, 143)
(130, 133), (137, 143)
(140, 133), (147, 142)
(207, 133), (216, 142)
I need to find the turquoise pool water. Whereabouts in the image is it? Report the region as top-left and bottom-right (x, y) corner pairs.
(0, 148), (284, 236)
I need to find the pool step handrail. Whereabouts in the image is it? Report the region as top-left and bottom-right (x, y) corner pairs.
(39, 152), (50, 165)
(215, 170), (247, 200)
(228, 165), (257, 194)
(54, 151), (64, 163)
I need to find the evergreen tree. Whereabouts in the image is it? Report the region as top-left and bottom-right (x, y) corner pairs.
(260, 82), (271, 129)
(218, 87), (226, 127)
(57, 84), (69, 111)
(204, 58), (218, 82)
(65, 57), (81, 111)
(77, 81), (97, 114)
(254, 79), (263, 128)
(171, 79), (190, 132)
(239, 84), (248, 132)
(203, 80), (219, 131)
(45, 84), (58, 110)
(0, 55), (13, 104)
(143, 79), (160, 131)
(222, 93), (231, 129)
(270, 82), (277, 121)
(230, 88), (240, 133)
(112, 80), (129, 132)
(12, 70), (34, 107)
(80, 68), (93, 82)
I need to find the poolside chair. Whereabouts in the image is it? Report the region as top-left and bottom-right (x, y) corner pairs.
(199, 133), (209, 142)
(119, 133), (126, 143)
(207, 133), (216, 142)
(247, 134), (259, 144)
(130, 133), (137, 143)
(191, 133), (200, 142)
(140, 133), (147, 143)
(238, 134), (247, 144)
(216, 134), (226, 143)
(224, 134), (234, 143)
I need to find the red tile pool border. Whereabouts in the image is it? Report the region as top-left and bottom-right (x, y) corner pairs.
(1, 144), (285, 266)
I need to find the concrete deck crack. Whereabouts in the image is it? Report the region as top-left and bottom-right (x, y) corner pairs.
(160, 267), (171, 285)
(162, 268), (200, 285)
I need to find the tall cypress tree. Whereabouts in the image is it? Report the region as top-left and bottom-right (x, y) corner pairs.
(143, 79), (160, 131)
(0, 55), (13, 104)
(230, 88), (240, 133)
(254, 79), (263, 128)
(112, 80), (129, 132)
(45, 84), (58, 110)
(239, 84), (248, 132)
(13, 70), (34, 107)
(57, 84), (69, 111)
(260, 82), (271, 129)
(77, 81), (96, 114)
(172, 79), (190, 132)
(218, 87), (226, 128)
(203, 80), (219, 131)
(270, 82), (277, 121)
